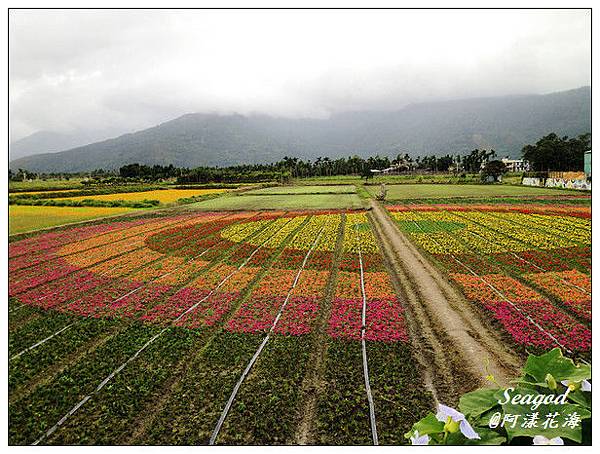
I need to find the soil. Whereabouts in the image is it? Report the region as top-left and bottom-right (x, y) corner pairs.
(294, 216), (346, 445)
(368, 200), (523, 402)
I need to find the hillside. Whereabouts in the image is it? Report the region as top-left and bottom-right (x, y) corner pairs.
(9, 128), (124, 161)
(10, 86), (590, 172)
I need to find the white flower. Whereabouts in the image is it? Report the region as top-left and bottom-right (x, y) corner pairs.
(561, 379), (591, 392)
(435, 404), (480, 440)
(410, 430), (430, 445)
(533, 435), (564, 445)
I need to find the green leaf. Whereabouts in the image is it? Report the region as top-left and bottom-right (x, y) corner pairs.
(464, 428), (506, 445)
(459, 388), (503, 418)
(522, 348), (591, 384)
(406, 413), (445, 438)
(566, 390), (591, 410)
(502, 401), (591, 443)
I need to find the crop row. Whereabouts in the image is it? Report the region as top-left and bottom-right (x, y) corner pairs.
(9, 212), (308, 444)
(399, 208), (591, 321)
(35, 212), (313, 444)
(391, 207), (591, 354)
(10, 210), (434, 445)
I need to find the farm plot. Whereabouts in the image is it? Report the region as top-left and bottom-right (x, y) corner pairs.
(9, 209), (429, 445)
(370, 183), (582, 200)
(50, 188), (228, 204)
(243, 185), (357, 195)
(388, 203), (591, 356)
(9, 205), (140, 234)
(189, 193), (366, 211)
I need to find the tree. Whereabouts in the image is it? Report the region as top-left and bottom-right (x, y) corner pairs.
(480, 160), (507, 182)
(462, 149), (496, 172)
(522, 132), (590, 171)
(361, 166), (373, 181)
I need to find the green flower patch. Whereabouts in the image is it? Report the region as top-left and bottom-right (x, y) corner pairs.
(397, 220), (466, 233)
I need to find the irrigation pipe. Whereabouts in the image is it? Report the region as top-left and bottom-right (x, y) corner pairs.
(403, 209), (572, 354)
(208, 226), (325, 445)
(31, 215), (292, 445)
(11, 213), (265, 362)
(358, 237), (379, 446)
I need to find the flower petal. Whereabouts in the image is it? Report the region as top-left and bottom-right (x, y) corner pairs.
(436, 404), (465, 422)
(410, 432), (430, 445)
(533, 435), (563, 445)
(459, 419), (480, 440)
(533, 435), (550, 445)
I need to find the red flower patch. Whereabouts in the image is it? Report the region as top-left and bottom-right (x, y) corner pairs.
(451, 272), (591, 352)
(327, 298), (408, 342)
(174, 291), (240, 329)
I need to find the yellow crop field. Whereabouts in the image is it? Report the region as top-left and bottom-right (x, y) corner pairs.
(9, 205), (138, 234)
(55, 189), (227, 204)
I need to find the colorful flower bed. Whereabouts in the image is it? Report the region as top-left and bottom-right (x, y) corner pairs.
(328, 264), (408, 343)
(451, 273), (591, 352)
(526, 270), (591, 321)
(11, 203), (588, 445)
(392, 204), (591, 354)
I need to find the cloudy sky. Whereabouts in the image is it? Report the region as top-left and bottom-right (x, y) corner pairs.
(9, 9), (591, 142)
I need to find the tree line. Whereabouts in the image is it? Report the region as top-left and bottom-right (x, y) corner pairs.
(522, 132), (590, 172)
(9, 132), (590, 183)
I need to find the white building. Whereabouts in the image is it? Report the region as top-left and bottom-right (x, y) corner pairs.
(501, 157), (530, 172)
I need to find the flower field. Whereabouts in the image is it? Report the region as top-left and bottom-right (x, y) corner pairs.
(8, 209), (432, 445)
(51, 188), (227, 204)
(8, 193), (592, 445)
(389, 203), (591, 355)
(9, 205), (139, 234)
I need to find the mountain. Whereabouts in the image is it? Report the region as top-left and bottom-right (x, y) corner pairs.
(10, 86), (590, 172)
(9, 128), (125, 161)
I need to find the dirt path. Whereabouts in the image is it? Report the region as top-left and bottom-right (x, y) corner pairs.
(294, 215), (346, 445)
(368, 201), (522, 401)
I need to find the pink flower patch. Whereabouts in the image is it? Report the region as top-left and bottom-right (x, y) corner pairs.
(274, 297), (320, 336)
(100, 284), (174, 319)
(328, 298), (408, 343)
(9, 258), (81, 296)
(484, 300), (591, 352)
(64, 279), (141, 317)
(139, 286), (210, 324)
(173, 290), (239, 329)
(226, 295), (283, 334)
(16, 270), (111, 310)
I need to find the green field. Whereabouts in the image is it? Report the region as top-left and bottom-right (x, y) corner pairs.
(9, 181), (588, 234)
(9, 205), (139, 234)
(9, 178), (88, 192)
(243, 185), (356, 195)
(369, 183), (582, 200)
(296, 172), (527, 186)
(188, 193), (365, 210)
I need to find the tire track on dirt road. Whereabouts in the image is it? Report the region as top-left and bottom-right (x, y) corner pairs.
(368, 201), (522, 401)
